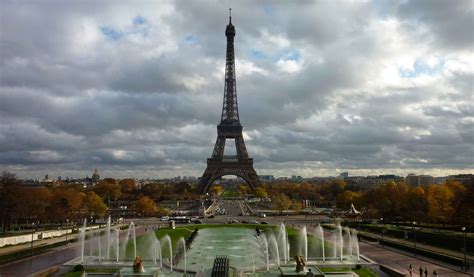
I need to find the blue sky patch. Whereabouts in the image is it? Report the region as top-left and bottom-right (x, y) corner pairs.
(100, 26), (122, 40)
(248, 49), (267, 60)
(133, 16), (147, 25)
(263, 5), (275, 16)
(399, 58), (444, 78)
(185, 35), (198, 44)
(281, 49), (300, 61)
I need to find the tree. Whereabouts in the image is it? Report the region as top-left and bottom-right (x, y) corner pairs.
(175, 181), (192, 194)
(94, 181), (122, 205)
(427, 184), (454, 224)
(271, 193), (292, 215)
(50, 188), (85, 222)
(119, 178), (136, 194)
(406, 186), (428, 222)
(255, 187), (268, 198)
(336, 191), (361, 209)
(238, 184), (250, 195)
(291, 200), (303, 213)
(156, 206), (171, 217)
(84, 191), (108, 218)
(0, 172), (22, 233)
(209, 185), (224, 196)
(20, 188), (52, 223)
(135, 196), (158, 217)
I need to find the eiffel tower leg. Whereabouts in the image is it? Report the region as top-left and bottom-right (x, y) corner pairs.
(198, 169), (213, 194)
(235, 135), (249, 159)
(212, 136), (226, 160)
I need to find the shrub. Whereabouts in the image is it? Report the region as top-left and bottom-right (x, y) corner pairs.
(73, 264), (85, 272)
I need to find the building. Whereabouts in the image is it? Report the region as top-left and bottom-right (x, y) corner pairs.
(345, 175), (404, 191)
(259, 175), (275, 182)
(92, 168), (100, 182)
(406, 174), (433, 186)
(339, 172), (349, 179)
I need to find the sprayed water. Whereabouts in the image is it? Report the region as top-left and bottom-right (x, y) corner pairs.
(80, 218), (86, 262)
(179, 237), (187, 274)
(267, 232), (280, 266)
(161, 235), (173, 271)
(316, 224), (325, 261)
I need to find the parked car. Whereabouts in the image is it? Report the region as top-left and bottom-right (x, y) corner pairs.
(160, 216), (169, 221)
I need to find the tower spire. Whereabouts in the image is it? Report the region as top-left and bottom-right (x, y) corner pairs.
(198, 10), (261, 194)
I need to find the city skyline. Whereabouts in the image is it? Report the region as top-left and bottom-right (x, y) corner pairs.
(1, 1), (473, 179)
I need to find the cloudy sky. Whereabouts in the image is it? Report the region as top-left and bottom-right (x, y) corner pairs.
(0, 0), (473, 179)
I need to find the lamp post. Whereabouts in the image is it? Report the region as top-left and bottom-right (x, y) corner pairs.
(30, 222), (35, 257)
(462, 227), (467, 271)
(65, 219), (69, 245)
(381, 228), (385, 248)
(412, 221), (417, 257)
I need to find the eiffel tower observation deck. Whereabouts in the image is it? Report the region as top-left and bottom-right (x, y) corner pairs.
(197, 9), (261, 194)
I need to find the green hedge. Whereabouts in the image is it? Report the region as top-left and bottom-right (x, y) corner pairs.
(348, 223), (474, 253)
(380, 239), (465, 266)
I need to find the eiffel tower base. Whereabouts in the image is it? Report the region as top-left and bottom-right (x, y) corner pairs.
(197, 159), (261, 195)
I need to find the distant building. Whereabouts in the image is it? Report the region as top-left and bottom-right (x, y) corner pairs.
(340, 172), (349, 179)
(259, 175), (275, 182)
(406, 174), (433, 186)
(92, 168), (100, 182)
(346, 175), (403, 191)
(448, 174), (474, 186)
(406, 173), (419, 186)
(291, 175), (303, 182)
(419, 175), (433, 186)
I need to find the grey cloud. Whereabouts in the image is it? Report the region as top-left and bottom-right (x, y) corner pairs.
(397, 0), (473, 49)
(0, 0), (472, 178)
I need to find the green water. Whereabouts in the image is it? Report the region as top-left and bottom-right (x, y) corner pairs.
(176, 227), (267, 272)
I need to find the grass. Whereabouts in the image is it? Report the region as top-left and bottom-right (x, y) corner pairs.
(319, 267), (351, 272)
(319, 267), (378, 277)
(61, 267), (118, 277)
(354, 267), (378, 277)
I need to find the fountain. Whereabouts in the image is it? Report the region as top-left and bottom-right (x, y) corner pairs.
(161, 234), (173, 272)
(267, 232), (280, 266)
(80, 218), (86, 263)
(278, 222), (288, 263)
(345, 227), (352, 258)
(352, 229), (360, 261)
(263, 235), (270, 272)
(178, 237), (187, 274)
(106, 216), (111, 259)
(153, 238), (162, 266)
(65, 220), (370, 276)
(299, 226), (308, 261)
(97, 230), (102, 261)
(115, 228), (119, 263)
(316, 224), (325, 262)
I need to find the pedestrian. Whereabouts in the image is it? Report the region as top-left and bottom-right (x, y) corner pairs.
(432, 270), (438, 277)
(409, 264), (413, 277)
(419, 266), (423, 277)
(424, 268), (428, 277)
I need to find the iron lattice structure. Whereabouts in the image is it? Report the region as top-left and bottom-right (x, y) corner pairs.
(197, 11), (261, 194)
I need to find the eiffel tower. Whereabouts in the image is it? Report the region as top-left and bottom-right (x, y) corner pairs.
(197, 10), (261, 194)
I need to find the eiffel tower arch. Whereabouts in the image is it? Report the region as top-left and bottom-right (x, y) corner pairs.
(197, 10), (261, 195)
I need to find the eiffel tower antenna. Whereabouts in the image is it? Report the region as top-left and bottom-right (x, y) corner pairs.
(198, 10), (260, 194)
